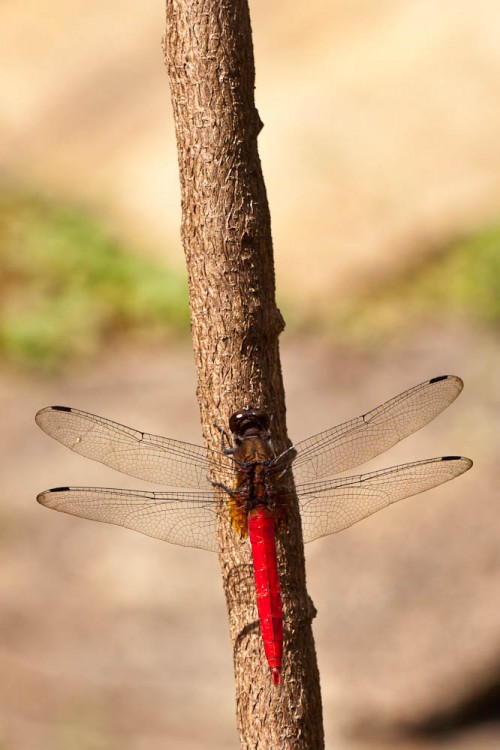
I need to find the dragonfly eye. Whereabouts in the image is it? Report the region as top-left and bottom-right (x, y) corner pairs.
(229, 407), (271, 438)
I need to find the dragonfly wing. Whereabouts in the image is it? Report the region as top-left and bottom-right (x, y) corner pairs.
(298, 456), (472, 543)
(37, 487), (219, 552)
(289, 375), (464, 481)
(35, 406), (227, 489)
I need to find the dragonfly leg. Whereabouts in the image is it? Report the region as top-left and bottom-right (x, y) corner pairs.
(212, 480), (237, 495)
(214, 422), (234, 455)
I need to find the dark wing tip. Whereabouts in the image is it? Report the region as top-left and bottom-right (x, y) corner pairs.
(429, 375), (449, 384)
(37, 487), (70, 504)
(428, 375), (464, 399)
(35, 405), (72, 424)
(429, 374), (464, 388)
(441, 456), (473, 470)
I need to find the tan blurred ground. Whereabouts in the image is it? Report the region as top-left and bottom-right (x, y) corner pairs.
(1, 1), (500, 302)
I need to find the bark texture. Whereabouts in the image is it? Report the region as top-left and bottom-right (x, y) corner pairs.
(163, 2), (324, 747)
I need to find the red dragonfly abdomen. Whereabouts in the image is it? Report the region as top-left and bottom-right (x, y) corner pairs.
(247, 504), (283, 686)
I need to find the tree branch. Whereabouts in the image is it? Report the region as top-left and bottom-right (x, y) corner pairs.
(164, 1), (324, 746)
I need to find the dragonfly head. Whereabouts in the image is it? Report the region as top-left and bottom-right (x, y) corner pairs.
(229, 406), (271, 443)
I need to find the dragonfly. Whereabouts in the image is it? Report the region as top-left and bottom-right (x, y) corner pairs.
(36, 375), (472, 685)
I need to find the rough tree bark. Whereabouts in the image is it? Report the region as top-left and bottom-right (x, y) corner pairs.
(163, 1), (324, 747)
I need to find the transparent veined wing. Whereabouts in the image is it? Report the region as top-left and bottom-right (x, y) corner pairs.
(35, 406), (230, 489)
(288, 375), (464, 482)
(297, 455), (472, 543)
(37, 487), (219, 552)
(37, 455), (472, 550)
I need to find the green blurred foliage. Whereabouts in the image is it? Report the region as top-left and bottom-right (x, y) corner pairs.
(1, 187), (498, 371)
(0, 190), (189, 371)
(316, 225), (500, 346)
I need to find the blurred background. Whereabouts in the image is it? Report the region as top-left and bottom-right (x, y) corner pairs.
(1, 1), (499, 748)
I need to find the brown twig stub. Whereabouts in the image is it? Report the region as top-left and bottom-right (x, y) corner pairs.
(164, 1), (324, 746)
